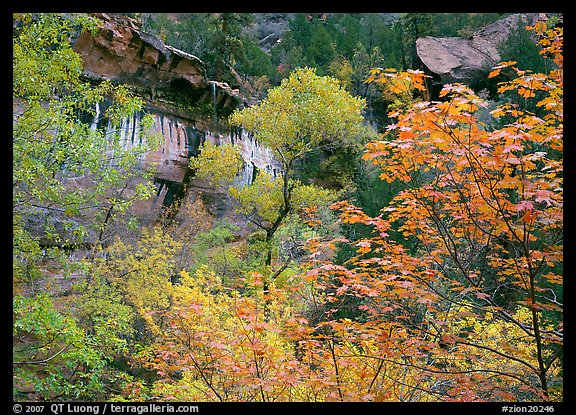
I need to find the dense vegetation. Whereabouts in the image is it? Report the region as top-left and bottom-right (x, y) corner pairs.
(139, 13), (547, 110)
(13, 13), (562, 403)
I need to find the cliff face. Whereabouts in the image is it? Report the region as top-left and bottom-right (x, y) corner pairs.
(71, 13), (281, 227)
(73, 14), (204, 90)
(72, 13), (241, 121)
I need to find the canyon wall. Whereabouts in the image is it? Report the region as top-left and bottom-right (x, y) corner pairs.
(72, 13), (281, 226)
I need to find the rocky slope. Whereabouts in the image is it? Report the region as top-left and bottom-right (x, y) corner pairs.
(416, 13), (547, 91)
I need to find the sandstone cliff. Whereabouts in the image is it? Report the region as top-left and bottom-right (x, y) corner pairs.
(72, 13), (241, 118)
(71, 13), (281, 228)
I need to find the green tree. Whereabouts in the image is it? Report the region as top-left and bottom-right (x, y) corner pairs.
(205, 13), (254, 83)
(429, 13), (509, 38)
(499, 17), (548, 74)
(359, 13), (392, 55)
(191, 67), (366, 294)
(275, 14), (339, 77)
(13, 13), (159, 400)
(236, 36), (275, 79)
(396, 13), (433, 70)
(141, 13), (209, 57)
(13, 294), (120, 400)
(349, 43), (386, 111)
(13, 13), (159, 269)
(332, 13), (362, 58)
(306, 24), (337, 73)
(284, 14), (313, 56)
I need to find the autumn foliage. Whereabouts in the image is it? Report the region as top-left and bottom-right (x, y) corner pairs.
(141, 21), (562, 402)
(13, 15), (562, 403)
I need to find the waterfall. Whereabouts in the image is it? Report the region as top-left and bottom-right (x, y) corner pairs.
(212, 82), (217, 117)
(119, 116), (129, 151)
(90, 101), (100, 132)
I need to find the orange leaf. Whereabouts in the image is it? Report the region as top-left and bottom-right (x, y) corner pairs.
(488, 69), (501, 78)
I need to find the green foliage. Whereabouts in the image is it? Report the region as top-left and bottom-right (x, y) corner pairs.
(236, 36), (276, 79)
(332, 14), (362, 59)
(12, 13), (95, 100)
(142, 13), (514, 92)
(140, 12), (519, 125)
(13, 12), (562, 403)
(141, 13), (208, 53)
(13, 294), (109, 400)
(229, 172), (284, 224)
(13, 13), (160, 253)
(13, 13), (167, 401)
(70, 273), (135, 354)
(13, 216), (44, 293)
(430, 13), (510, 38)
(290, 182), (340, 214)
(194, 220), (239, 249)
(186, 220), (252, 285)
(294, 146), (361, 191)
(499, 19), (549, 74)
(328, 57), (354, 91)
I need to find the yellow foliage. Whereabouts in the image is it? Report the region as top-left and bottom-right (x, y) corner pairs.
(189, 142), (243, 186)
(229, 172), (284, 224)
(94, 227), (181, 310)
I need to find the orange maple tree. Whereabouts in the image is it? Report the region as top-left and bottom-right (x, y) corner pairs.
(307, 19), (563, 401)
